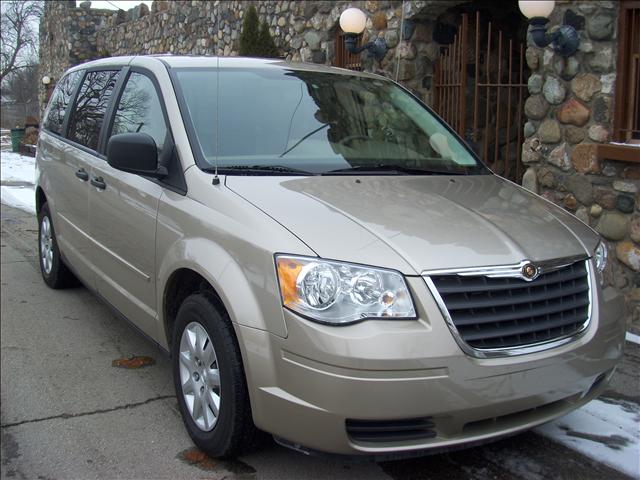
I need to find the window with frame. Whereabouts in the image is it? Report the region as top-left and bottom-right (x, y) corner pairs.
(614, 1), (640, 142)
(68, 70), (120, 151)
(42, 70), (82, 135)
(110, 72), (168, 153)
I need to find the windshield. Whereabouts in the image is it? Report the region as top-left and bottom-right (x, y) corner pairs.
(173, 67), (489, 176)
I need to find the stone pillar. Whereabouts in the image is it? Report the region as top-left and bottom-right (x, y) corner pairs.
(521, 1), (639, 328)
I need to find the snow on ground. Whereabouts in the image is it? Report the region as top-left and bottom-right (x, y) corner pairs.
(536, 397), (640, 478)
(1, 151), (36, 183)
(1, 150), (36, 213)
(1, 186), (36, 213)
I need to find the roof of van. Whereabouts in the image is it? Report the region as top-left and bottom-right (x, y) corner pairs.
(65, 55), (384, 80)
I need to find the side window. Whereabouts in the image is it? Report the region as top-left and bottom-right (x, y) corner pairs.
(68, 70), (120, 151)
(42, 71), (82, 135)
(110, 72), (168, 153)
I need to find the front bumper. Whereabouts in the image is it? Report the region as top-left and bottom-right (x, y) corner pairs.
(235, 276), (625, 456)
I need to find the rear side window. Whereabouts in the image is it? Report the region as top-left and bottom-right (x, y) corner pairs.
(110, 72), (167, 153)
(68, 70), (120, 151)
(42, 71), (82, 135)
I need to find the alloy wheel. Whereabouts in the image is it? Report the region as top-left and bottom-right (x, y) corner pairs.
(40, 216), (54, 275)
(179, 321), (221, 431)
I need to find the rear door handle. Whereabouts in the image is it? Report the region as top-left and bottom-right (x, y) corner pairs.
(75, 168), (89, 181)
(90, 176), (106, 190)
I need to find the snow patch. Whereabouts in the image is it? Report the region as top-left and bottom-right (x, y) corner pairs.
(0, 186), (36, 213)
(1, 151), (36, 213)
(610, 141), (640, 148)
(536, 397), (640, 478)
(626, 331), (640, 345)
(1, 151), (36, 184)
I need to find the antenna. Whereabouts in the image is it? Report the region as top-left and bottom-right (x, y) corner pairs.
(212, 56), (221, 186)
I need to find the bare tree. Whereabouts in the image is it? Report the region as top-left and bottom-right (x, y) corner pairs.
(2, 63), (38, 104)
(0, 1), (43, 83)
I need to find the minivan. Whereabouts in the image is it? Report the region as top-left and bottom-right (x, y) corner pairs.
(36, 56), (625, 458)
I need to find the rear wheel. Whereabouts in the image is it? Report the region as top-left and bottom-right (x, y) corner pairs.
(38, 202), (77, 289)
(172, 292), (258, 458)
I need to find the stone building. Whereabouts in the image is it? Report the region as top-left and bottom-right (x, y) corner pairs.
(39, 0), (640, 330)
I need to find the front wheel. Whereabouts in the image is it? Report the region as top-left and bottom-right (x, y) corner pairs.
(172, 292), (258, 458)
(38, 202), (77, 289)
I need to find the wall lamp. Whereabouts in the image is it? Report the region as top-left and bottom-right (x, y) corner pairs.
(41, 75), (52, 85)
(519, 1), (580, 57)
(339, 7), (388, 61)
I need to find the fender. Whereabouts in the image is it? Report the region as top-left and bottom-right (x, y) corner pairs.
(156, 237), (291, 343)
(155, 187), (316, 349)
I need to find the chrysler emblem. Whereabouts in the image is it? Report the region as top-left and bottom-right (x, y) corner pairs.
(522, 263), (539, 280)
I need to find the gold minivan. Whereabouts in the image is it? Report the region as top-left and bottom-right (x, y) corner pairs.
(36, 56), (625, 458)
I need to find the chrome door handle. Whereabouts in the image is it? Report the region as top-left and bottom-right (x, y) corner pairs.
(90, 176), (106, 190)
(75, 168), (89, 181)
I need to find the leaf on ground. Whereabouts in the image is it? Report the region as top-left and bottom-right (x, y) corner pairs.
(178, 447), (256, 475)
(111, 356), (155, 369)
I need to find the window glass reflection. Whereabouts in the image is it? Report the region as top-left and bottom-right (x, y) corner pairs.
(111, 73), (167, 153)
(175, 68), (485, 175)
(68, 70), (119, 151)
(43, 70), (82, 135)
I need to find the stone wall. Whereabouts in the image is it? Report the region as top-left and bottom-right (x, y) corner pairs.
(39, 0), (471, 107)
(38, 1), (72, 111)
(39, 1), (114, 111)
(521, 1), (638, 326)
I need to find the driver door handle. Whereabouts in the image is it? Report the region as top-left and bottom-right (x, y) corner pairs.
(75, 168), (89, 181)
(90, 176), (106, 190)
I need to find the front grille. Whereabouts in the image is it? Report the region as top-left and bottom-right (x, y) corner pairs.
(346, 417), (436, 443)
(429, 261), (590, 350)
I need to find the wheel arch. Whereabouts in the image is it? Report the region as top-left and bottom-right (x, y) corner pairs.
(157, 239), (286, 350)
(163, 267), (222, 350)
(35, 186), (47, 215)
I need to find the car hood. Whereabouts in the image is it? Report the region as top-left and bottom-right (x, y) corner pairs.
(225, 174), (598, 274)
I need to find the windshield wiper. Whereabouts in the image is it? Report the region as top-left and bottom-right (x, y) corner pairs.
(279, 123), (330, 158)
(210, 165), (315, 175)
(323, 164), (464, 175)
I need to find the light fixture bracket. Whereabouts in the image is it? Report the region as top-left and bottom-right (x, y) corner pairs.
(344, 33), (388, 61)
(528, 16), (580, 57)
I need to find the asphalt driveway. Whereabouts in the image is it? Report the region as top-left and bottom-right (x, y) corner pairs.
(1, 204), (637, 480)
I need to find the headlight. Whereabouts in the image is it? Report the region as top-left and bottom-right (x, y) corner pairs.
(275, 255), (416, 324)
(594, 240), (607, 280)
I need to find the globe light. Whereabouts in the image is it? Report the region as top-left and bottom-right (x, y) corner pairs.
(518, 0), (555, 19)
(339, 7), (367, 35)
(41, 76), (51, 85)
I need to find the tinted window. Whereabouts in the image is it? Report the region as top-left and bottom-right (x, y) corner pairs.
(42, 71), (82, 135)
(110, 72), (167, 153)
(174, 68), (487, 175)
(68, 70), (120, 151)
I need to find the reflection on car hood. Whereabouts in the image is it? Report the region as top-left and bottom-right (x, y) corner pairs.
(225, 174), (598, 274)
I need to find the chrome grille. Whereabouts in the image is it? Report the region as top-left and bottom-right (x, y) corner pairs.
(427, 260), (591, 352)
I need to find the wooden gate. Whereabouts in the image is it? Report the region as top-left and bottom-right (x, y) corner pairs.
(434, 12), (528, 182)
(334, 31), (362, 71)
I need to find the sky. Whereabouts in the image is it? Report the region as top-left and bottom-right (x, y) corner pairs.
(79, 1), (153, 10)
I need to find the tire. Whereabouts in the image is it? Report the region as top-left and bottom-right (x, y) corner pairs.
(38, 202), (77, 289)
(172, 292), (258, 458)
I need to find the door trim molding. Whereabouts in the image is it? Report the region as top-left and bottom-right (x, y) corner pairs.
(60, 212), (150, 282)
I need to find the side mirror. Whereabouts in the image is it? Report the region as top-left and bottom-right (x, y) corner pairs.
(106, 133), (167, 178)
